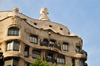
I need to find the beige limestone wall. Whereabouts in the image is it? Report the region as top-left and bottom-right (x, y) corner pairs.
(0, 14), (87, 66)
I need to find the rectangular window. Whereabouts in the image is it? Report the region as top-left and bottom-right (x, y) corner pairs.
(63, 43), (68, 51)
(32, 50), (40, 59)
(7, 41), (20, 51)
(57, 57), (65, 64)
(80, 60), (84, 66)
(24, 46), (29, 57)
(30, 35), (38, 44)
(5, 58), (18, 66)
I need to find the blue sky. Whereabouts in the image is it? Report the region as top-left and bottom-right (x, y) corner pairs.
(0, 0), (100, 66)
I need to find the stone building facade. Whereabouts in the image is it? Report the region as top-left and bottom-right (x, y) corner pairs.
(0, 7), (87, 66)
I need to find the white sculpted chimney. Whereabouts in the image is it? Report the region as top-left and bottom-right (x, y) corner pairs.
(39, 8), (50, 21)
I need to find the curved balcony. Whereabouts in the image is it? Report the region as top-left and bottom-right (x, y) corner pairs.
(40, 40), (61, 50)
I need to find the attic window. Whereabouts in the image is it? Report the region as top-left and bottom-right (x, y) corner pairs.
(34, 23), (37, 25)
(49, 25), (52, 27)
(60, 28), (63, 30)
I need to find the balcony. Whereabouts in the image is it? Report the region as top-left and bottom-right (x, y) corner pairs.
(46, 58), (56, 63)
(81, 50), (87, 56)
(40, 40), (61, 50)
(85, 63), (88, 66)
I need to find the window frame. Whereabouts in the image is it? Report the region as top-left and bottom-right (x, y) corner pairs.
(62, 43), (68, 51)
(5, 58), (19, 66)
(46, 53), (53, 62)
(57, 56), (65, 64)
(32, 50), (41, 59)
(80, 59), (84, 66)
(8, 27), (19, 36)
(30, 35), (38, 44)
(6, 40), (20, 51)
(24, 46), (29, 57)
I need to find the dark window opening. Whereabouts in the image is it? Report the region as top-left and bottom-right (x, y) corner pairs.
(40, 39), (49, 46)
(72, 59), (75, 66)
(24, 46), (29, 57)
(76, 46), (80, 53)
(46, 53), (53, 62)
(48, 40), (56, 47)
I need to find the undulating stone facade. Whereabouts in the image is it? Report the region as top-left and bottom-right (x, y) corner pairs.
(0, 7), (87, 66)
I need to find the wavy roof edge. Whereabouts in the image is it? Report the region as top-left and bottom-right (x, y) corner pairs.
(0, 11), (71, 36)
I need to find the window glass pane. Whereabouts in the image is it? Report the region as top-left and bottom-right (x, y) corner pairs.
(8, 28), (19, 36)
(13, 59), (18, 66)
(80, 60), (83, 66)
(24, 46), (29, 57)
(30, 36), (32, 42)
(13, 41), (19, 51)
(34, 38), (37, 44)
(24, 51), (28, 57)
(7, 41), (13, 51)
(63, 43), (68, 51)
(57, 58), (60, 63)
(7, 41), (19, 51)
(30, 35), (38, 44)
(7, 43), (9, 50)
(57, 56), (65, 64)
(32, 50), (40, 58)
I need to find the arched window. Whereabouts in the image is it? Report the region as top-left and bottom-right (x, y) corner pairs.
(32, 50), (41, 59)
(24, 46), (29, 57)
(6, 40), (20, 51)
(8, 27), (19, 36)
(57, 55), (65, 64)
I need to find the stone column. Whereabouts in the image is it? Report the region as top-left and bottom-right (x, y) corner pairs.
(29, 47), (33, 59)
(18, 58), (25, 66)
(41, 50), (46, 61)
(75, 59), (80, 66)
(65, 56), (72, 65)
(40, 50), (43, 61)
(19, 41), (25, 54)
(1, 42), (6, 52)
